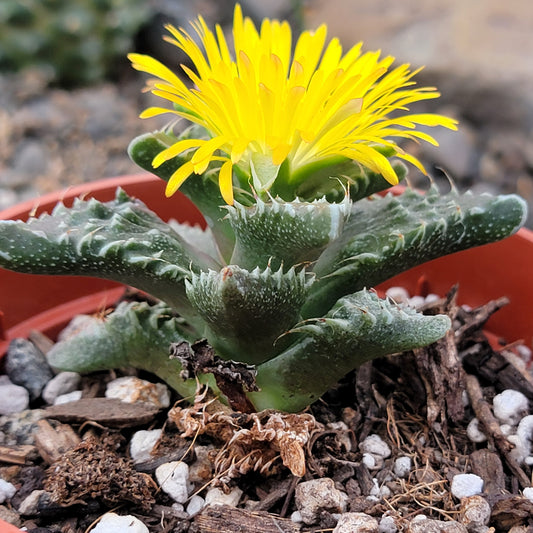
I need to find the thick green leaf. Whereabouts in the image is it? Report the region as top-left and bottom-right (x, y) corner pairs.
(0, 188), (218, 326)
(303, 186), (528, 317)
(226, 196), (351, 270)
(251, 289), (451, 412)
(186, 265), (313, 365)
(47, 301), (201, 399)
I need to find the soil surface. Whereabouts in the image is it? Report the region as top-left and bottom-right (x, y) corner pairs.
(1, 288), (533, 532)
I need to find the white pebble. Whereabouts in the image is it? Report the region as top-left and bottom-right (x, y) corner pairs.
(90, 512), (149, 533)
(516, 344), (532, 364)
(466, 418), (487, 443)
(186, 494), (205, 516)
(369, 478), (381, 498)
(359, 434), (392, 459)
(393, 456), (412, 478)
(492, 389), (529, 425)
(499, 424), (513, 436)
(155, 461), (191, 504)
(204, 486), (242, 507)
(106, 376), (170, 408)
(516, 414), (533, 448)
(290, 510), (303, 523)
(409, 295), (426, 308)
(129, 429), (162, 464)
(379, 515), (397, 533)
(507, 434), (529, 465)
(333, 512), (379, 533)
(54, 390), (83, 405)
(0, 377), (29, 415)
(42, 372), (81, 404)
(362, 453), (377, 469)
(451, 474), (484, 499)
(171, 502), (184, 513)
(425, 293), (440, 304)
(295, 478), (348, 525)
(385, 286), (410, 303)
(523, 487), (533, 502)
(0, 478), (17, 503)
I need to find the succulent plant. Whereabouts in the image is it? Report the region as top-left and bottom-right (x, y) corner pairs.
(0, 5), (527, 412)
(0, 0), (149, 85)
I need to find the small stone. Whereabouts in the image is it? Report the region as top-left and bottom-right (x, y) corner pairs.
(17, 489), (46, 516)
(0, 478), (17, 503)
(451, 474), (484, 500)
(295, 478), (348, 525)
(155, 461), (190, 504)
(106, 376), (170, 408)
(409, 295), (426, 308)
(54, 390), (83, 405)
(379, 515), (398, 533)
(290, 510), (303, 523)
(394, 456), (412, 478)
(186, 494), (205, 515)
(333, 512), (379, 532)
(466, 418), (487, 443)
(42, 372), (81, 404)
(0, 377), (30, 415)
(359, 434), (392, 469)
(5, 338), (54, 400)
(516, 414), (533, 449)
(407, 517), (468, 532)
(460, 495), (491, 532)
(90, 512), (149, 533)
(204, 486), (243, 507)
(521, 487), (533, 503)
(492, 389), (529, 425)
(129, 429), (162, 464)
(0, 409), (46, 445)
(362, 453), (377, 469)
(188, 444), (215, 483)
(171, 502), (184, 513)
(385, 286), (410, 303)
(0, 504), (21, 527)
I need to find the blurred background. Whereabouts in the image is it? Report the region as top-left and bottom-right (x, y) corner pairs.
(1, 0), (532, 226)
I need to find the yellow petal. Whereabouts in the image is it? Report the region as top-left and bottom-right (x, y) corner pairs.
(219, 160), (234, 204)
(165, 162), (195, 197)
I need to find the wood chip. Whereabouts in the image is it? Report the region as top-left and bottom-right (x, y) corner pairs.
(0, 444), (39, 464)
(34, 419), (81, 464)
(45, 398), (160, 428)
(194, 505), (300, 533)
(469, 449), (506, 495)
(463, 345), (533, 400)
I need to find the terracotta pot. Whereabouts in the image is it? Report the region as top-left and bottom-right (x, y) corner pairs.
(0, 174), (532, 531)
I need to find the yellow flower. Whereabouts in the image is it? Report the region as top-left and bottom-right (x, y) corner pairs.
(129, 4), (457, 205)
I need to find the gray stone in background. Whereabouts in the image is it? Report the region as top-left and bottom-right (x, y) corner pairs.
(5, 338), (54, 401)
(0, 376), (30, 415)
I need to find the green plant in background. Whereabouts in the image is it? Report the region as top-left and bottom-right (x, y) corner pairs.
(0, 0), (149, 86)
(0, 5), (527, 412)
